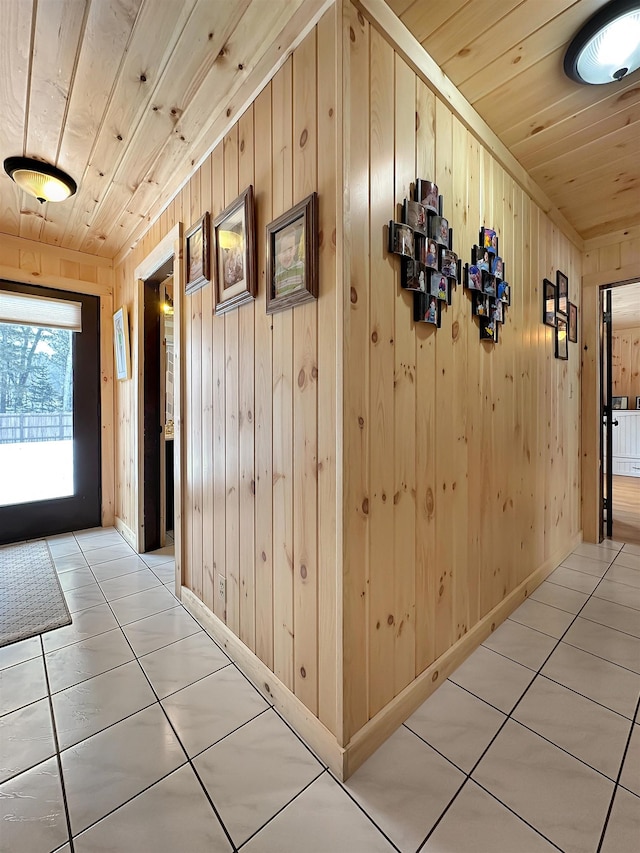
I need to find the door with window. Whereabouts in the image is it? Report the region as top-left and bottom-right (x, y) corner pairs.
(0, 281), (101, 544)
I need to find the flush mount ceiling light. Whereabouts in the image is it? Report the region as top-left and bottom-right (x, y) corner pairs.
(3, 156), (77, 203)
(564, 0), (640, 84)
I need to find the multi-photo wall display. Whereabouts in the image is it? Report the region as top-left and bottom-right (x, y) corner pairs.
(464, 227), (510, 343)
(389, 179), (461, 328)
(541, 270), (577, 358)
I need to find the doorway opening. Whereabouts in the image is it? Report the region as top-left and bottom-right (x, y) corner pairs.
(141, 258), (175, 553)
(600, 280), (640, 545)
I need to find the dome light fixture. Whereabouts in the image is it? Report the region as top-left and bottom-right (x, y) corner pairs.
(3, 156), (77, 203)
(564, 0), (640, 84)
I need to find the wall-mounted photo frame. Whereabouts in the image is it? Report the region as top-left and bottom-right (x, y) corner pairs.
(267, 192), (318, 314)
(491, 256), (504, 280)
(430, 271), (449, 303)
(440, 248), (458, 280)
(480, 227), (498, 256)
(568, 302), (578, 342)
(402, 258), (427, 292)
(636, 396), (640, 410)
(414, 292), (441, 327)
(482, 271), (497, 297)
(555, 315), (568, 360)
(185, 211), (210, 295)
(388, 220), (414, 257)
(466, 263), (483, 291)
(492, 299), (504, 325)
(556, 270), (568, 317)
(473, 244), (491, 272)
(473, 291), (490, 317)
(612, 396), (628, 410)
(213, 186), (256, 315)
(429, 215), (449, 247)
(543, 279), (556, 326)
(403, 199), (427, 234)
(480, 315), (498, 342)
(498, 280), (511, 305)
(113, 305), (131, 381)
(415, 179), (439, 214)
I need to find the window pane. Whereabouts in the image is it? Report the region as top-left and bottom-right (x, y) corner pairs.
(0, 323), (74, 506)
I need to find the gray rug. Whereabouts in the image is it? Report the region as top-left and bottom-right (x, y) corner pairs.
(0, 540), (72, 648)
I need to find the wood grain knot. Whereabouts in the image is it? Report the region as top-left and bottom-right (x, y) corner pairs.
(298, 368), (305, 388)
(139, 74), (147, 82)
(439, 584), (444, 597)
(452, 321), (460, 340)
(238, 63), (244, 71)
(393, 491), (400, 505)
(350, 286), (358, 304)
(358, 416), (364, 428)
(382, 492), (386, 502)
(376, 621), (380, 629)
(617, 87), (639, 102)
(300, 667), (306, 678)
(299, 128), (308, 148)
(432, 670), (439, 682)
(426, 487), (434, 516)
(329, 108), (334, 118)
(357, 10), (365, 24)
(264, 682), (271, 694)
(311, 365), (318, 379)
(240, 139), (245, 153)
(457, 47), (471, 57)
(116, 134), (123, 141)
(415, 111), (420, 131)
(491, 622), (496, 631)
(250, 479), (255, 496)
(362, 497), (369, 515)
(350, 26), (356, 42)
(226, 108), (232, 117)
(300, 564), (308, 580)
(371, 329), (378, 343)
(387, 614), (394, 625)
(261, 551), (267, 562)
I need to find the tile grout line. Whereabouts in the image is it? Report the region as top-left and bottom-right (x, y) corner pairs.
(596, 692), (640, 853)
(39, 634), (76, 853)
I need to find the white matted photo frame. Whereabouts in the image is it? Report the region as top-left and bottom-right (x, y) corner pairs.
(266, 192), (318, 315)
(113, 306), (131, 381)
(185, 211), (210, 295)
(213, 186), (256, 314)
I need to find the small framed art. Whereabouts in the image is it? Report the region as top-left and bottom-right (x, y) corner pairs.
(498, 280), (511, 305)
(480, 315), (498, 342)
(440, 248), (458, 280)
(568, 302), (578, 342)
(113, 306), (131, 381)
(556, 270), (568, 317)
(415, 179), (439, 214)
(429, 215), (449, 247)
(185, 211), (210, 295)
(414, 292), (441, 327)
(612, 396), (628, 410)
(402, 258), (427, 292)
(466, 263), (483, 291)
(543, 279), (556, 327)
(389, 221), (414, 257)
(555, 315), (568, 360)
(473, 245), (492, 272)
(266, 192), (318, 314)
(480, 227), (498, 255)
(403, 199), (427, 234)
(213, 186), (256, 314)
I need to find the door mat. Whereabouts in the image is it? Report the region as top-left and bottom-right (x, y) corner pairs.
(0, 540), (72, 648)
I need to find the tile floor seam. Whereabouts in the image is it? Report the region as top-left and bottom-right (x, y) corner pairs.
(596, 693), (640, 853)
(184, 705), (272, 761)
(46, 650), (137, 696)
(577, 611), (640, 640)
(536, 672), (639, 723)
(40, 634), (76, 853)
(561, 638), (640, 675)
(147, 659), (233, 700)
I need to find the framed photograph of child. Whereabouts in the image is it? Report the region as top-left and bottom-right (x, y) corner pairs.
(542, 279), (556, 326)
(429, 215), (449, 247)
(473, 245), (491, 272)
(482, 271), (497, 297)
(479, 315), (498, 343)
(556, 270), (568, 317)
(403, 199), (427, 234)
(415, 179), (439, 214)
(389, 221), (414, 258)
(213, 187), (256, 314)
(430, 271), (449, 303)
(402, 258), (427, 292)
(414, 291), (441, 327)
(480, 227), (498, 256)
(568, 302), (578, 342)
(185, 211), (210, 295)
(498, 280), (511, 305)
(440, 249), (458, 281)
(491, 256), (504, 280)
(267, 192), (318, 314)
(555, 316), (568, 360)
(473, 291), (490, 317)
(466, 264), (483, 291)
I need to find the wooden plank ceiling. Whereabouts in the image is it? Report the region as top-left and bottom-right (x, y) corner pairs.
(1, 0), (639, 258)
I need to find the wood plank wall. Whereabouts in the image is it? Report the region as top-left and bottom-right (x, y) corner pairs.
(114, 9), (340, 737)
(343, 5), (583, 743)
(612, 329), (640, 406)
(0, 233), (115, 526)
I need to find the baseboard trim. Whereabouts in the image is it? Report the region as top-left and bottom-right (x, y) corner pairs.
(342, 531), (582, 778)
(114, 517), (137, 550)
(181, 588), (346, 778)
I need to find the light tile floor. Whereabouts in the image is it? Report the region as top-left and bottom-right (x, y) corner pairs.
(1, 531), (639, 852)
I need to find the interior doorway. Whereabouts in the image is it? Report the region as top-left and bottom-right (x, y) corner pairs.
(141, 258), (175, 552)
(600, 281), (640, 545)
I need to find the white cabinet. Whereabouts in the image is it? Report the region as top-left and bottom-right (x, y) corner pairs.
(612, 411), (640, 477)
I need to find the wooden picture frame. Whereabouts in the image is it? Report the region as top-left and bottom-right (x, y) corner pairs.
(555, 315), (568, 360)
(185, 211), (210, 294)
(568, 302), (578, 342)
(543, 278), (556, 327)
(113, 305), (131, 381)
(213, 186), (256, 314)
(266, 192), (318, 314)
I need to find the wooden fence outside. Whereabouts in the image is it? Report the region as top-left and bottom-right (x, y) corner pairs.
(0, 413), (73, 444)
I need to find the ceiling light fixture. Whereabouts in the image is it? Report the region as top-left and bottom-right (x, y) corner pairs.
(564, 0), (640, 84)
(3, 156), (77, 203)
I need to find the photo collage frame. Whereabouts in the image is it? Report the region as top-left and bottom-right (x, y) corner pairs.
(541, 269), (577, 359)
(388, 179), (461, 328)
(464, 227), (511, 343)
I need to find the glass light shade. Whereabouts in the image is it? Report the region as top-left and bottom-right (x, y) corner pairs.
(3, 157), (77, 203)
(218, 229), (242, 250)
(565, 1), (640, 84)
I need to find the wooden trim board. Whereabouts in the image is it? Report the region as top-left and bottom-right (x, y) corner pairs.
(114, 516), (137, 550)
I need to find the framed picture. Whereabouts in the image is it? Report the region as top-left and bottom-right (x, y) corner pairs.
(556, 270), (568, 316)
(466, 263), (483, 291)
(491, 256), (504, 280)
(480, 227), (498, 255)
(543, 279), (556, 326)
(636, 396), (640, 410)
(430, 271), (449, 302)
(473, 245), (491, 272)
(480, 315), (498, 342)
(473, 291), (490, 317)
(555, 316), (568, 360)
(403, 199), (427, 234)
(568, 302), (578, 342)
(498, 280), (511, 305)
(440, 248), (458, 280)
(402, 258), (427, 292)
(267, 192), (318, 314)
(213, 186), (256, 314)
(389, 221), (414, 257)
(492, 298), (504, 324)
(185, 211), (210, 294)
(429, 215), (449, 247)
(415, 179), (439, 214)
(482, 271), (497, 297)
(414, 292), (441, 327)
(612, 396), (628, 410)
(113, 306), (131, 381)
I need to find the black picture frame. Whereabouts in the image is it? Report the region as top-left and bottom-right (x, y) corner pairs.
(555, 315), (568, 360)
(498, 280), (510, 305)
(185, 211), (210, 295)
(402, 258), (427, 292)
(466, 263), (483, 291)
(415, 179), (439, 214)
(266, 192), (318, 314)
(403, 199), (428, 234)
(473, 291), (490, 317)
(473, 244), (492, 272)
(414, 292), (441, 327)
(213, 187), (256, 314)
(491, 255), (504, 280)
(430, 271), (450, 303)
(440, 248), (458, 281)
(612, 396), (628, 410)
(389, 221), (414, 258)
(429, 215), (449, 247)
(568, 302), (578, 342)
(479, 315), (499, 342)
(556, 270), (568, 317)
(480, 227), (498, 256)
(482, 271), (497, 297)
(543, 278), (556, 327)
